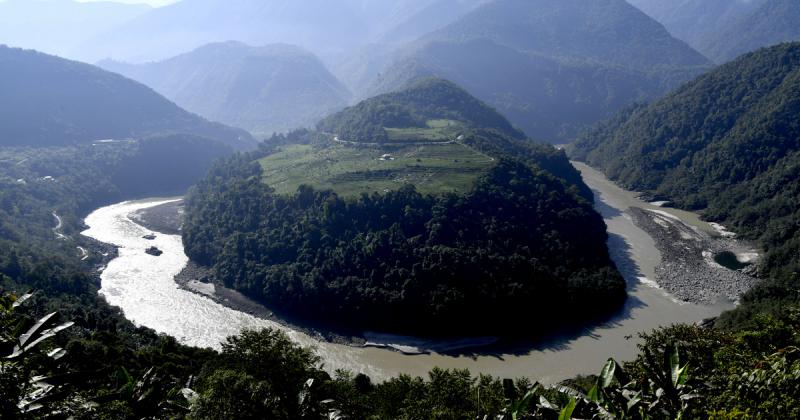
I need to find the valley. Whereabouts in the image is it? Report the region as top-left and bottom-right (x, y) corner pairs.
(3, 1), (800, 416)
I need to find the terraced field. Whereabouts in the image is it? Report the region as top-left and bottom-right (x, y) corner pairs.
(258, 142), (495, 197)
(384, 119), (461, 143)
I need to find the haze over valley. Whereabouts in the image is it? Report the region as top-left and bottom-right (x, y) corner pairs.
(1, 0), (800, 418)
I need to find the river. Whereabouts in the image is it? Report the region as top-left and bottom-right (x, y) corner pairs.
(81, 163), (731, 383)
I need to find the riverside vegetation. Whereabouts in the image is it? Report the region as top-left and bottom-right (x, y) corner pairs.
(571, 42), (800, 332)
(181, 78), (626, 336)
(2, 139), (796, 417)
(2, 29), (800, 420)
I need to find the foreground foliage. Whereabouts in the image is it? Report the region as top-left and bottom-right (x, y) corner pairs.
(3, 295), (798, 418)
(1, 137), (797, 417)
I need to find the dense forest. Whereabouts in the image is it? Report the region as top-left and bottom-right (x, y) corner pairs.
(3, 2), (800, 416)
(571, 42), (800, 331)
(182, 127), (625, 336)
(318, 77), (525, 142)
(0, 135), (233, 417)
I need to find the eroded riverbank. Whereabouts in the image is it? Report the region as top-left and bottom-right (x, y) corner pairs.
(82, 165), (741, 383)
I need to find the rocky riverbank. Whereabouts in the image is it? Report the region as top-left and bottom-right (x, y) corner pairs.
(629, 207), (760, 305)
(130, 200), (183, 235)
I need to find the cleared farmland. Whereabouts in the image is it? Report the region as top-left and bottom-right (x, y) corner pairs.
(258, 141), (495, 197)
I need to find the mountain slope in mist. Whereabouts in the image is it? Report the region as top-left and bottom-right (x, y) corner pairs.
(626, 0), (764, 60)
(79, 0), (485, 63)
(100, 42), (351, 135)
(701, 0), (800, 62)
(0, 46), (253, 149)
(369, 0), (711, 143)
(628, 0), (800, 63)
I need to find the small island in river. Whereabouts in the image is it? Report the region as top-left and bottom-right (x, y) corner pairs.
(145, 246), (163, 256)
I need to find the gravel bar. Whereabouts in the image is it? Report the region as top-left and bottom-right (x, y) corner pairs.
(629, 207), (760, 305)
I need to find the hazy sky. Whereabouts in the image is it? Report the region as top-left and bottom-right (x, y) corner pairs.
(77, 0), (178, 6)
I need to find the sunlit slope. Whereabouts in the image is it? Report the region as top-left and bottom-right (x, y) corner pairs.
(259, 138), (494, 198)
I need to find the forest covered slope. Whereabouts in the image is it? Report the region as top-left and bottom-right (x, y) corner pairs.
(571, 42), (800, 326)
(181, 79), (625, 336)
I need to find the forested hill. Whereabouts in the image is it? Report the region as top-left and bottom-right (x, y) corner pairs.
(182, 83), (625, 336)
(99, 42), (351, 136)
(183, 135), (625, 336)
(318, 77), (525, 142)
(0, 46), (254, 149)
(571, 42), (800, 326)
(368, 0), (711, 143)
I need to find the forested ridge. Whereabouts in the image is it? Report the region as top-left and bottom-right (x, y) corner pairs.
(318, 77), (525, 142)
(182, 126), (625, 336)
(571, 41), (800, 331)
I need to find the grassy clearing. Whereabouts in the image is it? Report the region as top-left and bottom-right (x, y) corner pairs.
(258, 142), (495, 198)
(384, 119), (461, 143)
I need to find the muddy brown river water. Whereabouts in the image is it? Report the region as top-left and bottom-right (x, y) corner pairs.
(81, 163), (732, 383)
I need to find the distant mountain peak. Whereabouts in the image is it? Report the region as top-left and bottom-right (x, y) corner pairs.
(367, 0), (711, 143)
(423, 0), (711, 69)
(99, 41), (351, 136)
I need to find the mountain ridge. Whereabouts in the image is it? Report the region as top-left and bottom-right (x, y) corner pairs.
(367, 0), (711, 143)
(319, 77), (525, 142)
(0, 45), (254, 149)
(99, 41), (351, 136)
